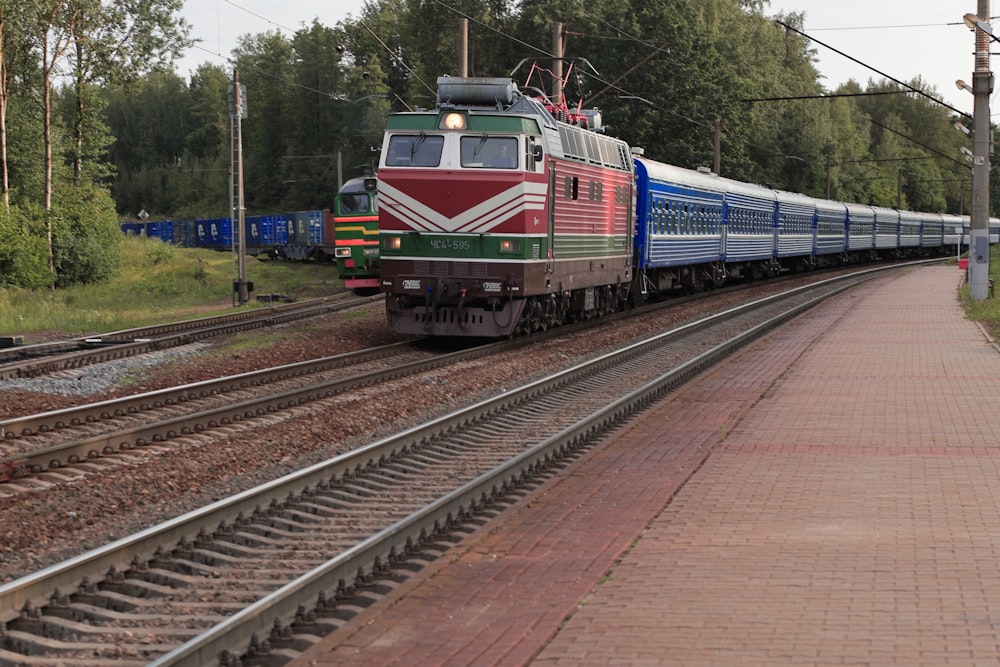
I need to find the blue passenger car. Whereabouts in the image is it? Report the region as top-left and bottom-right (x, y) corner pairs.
(633, 159), (723, 271)
(942, 213), (964, 249)
(774, 189), (816, 260)
(721, 178), (777, 264)
(814, 198), (848, 259)
(872, 206), (899, 251)
(919, 212), (944, 250)
(845, 203), (875, 253)
(898, 210), (921, 249)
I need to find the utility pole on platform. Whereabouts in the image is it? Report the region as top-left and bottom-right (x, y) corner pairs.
(965, 1), (993, 300)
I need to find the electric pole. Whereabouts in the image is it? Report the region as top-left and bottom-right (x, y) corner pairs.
(231, 69), (249, 305)
(968, 1), (993, 300)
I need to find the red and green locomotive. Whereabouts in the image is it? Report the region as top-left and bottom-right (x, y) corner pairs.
(377, 69), (634, 337)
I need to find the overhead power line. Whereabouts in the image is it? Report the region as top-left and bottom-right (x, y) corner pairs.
(775, 20), (972, 120)
(867, 117), (968, 168)
(743, 90), (913, 102)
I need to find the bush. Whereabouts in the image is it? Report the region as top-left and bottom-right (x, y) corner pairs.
(0, 203), (51, 289)
(145, 240), (175, 265)
(51, 184), (122, 287)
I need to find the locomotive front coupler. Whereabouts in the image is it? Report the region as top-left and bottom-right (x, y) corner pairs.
(425, 278), (465, 306)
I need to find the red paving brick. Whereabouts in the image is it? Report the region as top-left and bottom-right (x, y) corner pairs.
(290, 266), (1000, 667)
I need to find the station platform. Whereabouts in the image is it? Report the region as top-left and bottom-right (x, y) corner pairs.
(290, 265), (1000, 667)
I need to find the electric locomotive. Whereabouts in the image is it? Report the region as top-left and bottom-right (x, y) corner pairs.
(377, 68), (634, 337)
(377, 69), (970, 339)
(333, 175), (380, 295)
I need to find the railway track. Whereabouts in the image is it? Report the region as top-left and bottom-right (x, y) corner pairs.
(0, 338), (484, 484)
(0, 269), (799, 485)
(0, 273), (742, 484)
(0, 293), (380, 381)
(0, 268), (881, 666)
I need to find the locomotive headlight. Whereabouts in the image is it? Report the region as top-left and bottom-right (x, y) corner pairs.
(499, 239), (520, 254)
(441, 112), (467, 130)
(383, 235), (402, 252)
(335, 247), (351, 258)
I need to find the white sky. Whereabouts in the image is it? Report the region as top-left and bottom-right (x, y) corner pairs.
(176, 0), (362, 77)
(767, 0), (983, 116)
(177, 0), (987, 115)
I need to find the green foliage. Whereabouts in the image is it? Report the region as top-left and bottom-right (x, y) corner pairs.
(95, 0), (988, 220)
(50, 185), (123, 287)
(70, 0), (193, 86)
(6, 85), (47, 206)
(55, 80), (117, 185)
(0, 205), (51, 290)
(233, 32), (297, 213)
(285, 20), (389, 208)
(0, 0), (193, 299)
(0, 0), (990, 260)
(103, 66), (235, 217)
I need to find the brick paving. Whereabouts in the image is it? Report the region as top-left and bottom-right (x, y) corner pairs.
(290, 265), (1000, 667)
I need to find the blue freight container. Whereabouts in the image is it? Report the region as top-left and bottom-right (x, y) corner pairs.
(146, 220), (174, 243)
(194, 218), (231, 248)
(244, 215), (264, 252)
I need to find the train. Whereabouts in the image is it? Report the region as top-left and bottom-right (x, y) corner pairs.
(330, 175), (381, 294)
(375, 68), (993, 338)
(121, 212), (305, 256)
(120, 178), (381, 294)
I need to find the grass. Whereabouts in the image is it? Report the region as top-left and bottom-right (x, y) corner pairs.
(958, 244), (1000, 339)
(0, 235), (345, 341)
(4, 235), (1000, 343)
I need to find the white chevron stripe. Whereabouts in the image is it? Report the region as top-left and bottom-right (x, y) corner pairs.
(380, 181), (547, 233)
(378, 191), (437, 232)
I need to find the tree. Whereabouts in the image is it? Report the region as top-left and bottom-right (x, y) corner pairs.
(179, 63), (230, 216)
(0, 1), (45, 211)
(345, 0), (403, 103)
(230, 31), (295, 213)
(103, 69), (192, 216)
(51, 182), (121, 286)
(66, 0), (191, 184)
(287, 21), (346, 208)
(0, 4), (10, 211)
(33, 0), (77, 287)
(286, 20), (389, 207)
(0, 202), (49, 288)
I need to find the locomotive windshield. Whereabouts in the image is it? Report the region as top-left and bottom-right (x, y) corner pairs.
(337, 193), (371, 215)
(461, 136), (518, 169)
(385, 132), (523, 170)
(386, 134), (443, 167)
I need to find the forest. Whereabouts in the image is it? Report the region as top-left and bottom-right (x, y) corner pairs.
(0, 0), (991, 290)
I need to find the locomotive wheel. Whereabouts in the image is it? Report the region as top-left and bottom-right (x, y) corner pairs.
(514, 299), (538, 336)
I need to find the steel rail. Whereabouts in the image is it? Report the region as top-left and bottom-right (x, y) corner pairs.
(1, 340), (416, 440)
(0, 294), (380, 380)
(149, 271), (874, 666)
(0, 270), (873, 658)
